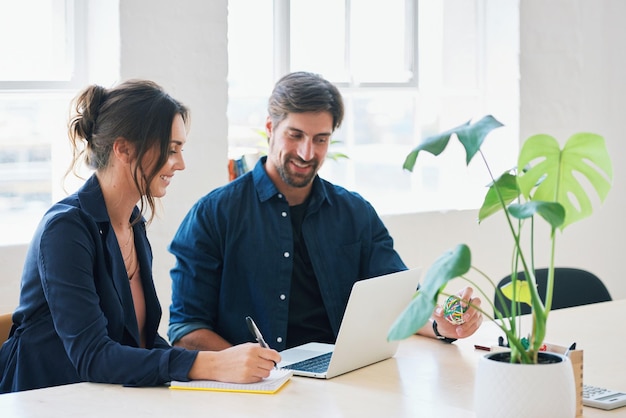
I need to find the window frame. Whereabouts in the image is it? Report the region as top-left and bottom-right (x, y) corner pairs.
(272, 0), (419, 89)
(0, 0), (87, 90)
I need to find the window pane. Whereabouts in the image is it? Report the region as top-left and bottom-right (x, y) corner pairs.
(227, 0), (274, 154)
(0, 92), (72, 245)
(350, 0), (413, 83)
(442, 0), (478, 89)
(0, 0), (74, 81)
(319, 92), (418, 214)
(290, 0), (347, 81)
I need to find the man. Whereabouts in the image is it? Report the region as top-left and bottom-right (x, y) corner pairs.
(168, 72), (482, 352)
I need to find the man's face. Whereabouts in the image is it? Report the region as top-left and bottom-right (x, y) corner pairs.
(266, 111), (333, 188)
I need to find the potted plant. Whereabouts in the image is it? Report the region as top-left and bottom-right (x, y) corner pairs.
(387, 115), (613, 417)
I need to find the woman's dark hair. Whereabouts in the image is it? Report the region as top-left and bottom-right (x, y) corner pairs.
(67, 79), (189, 224)
(268, 71), (344, 131)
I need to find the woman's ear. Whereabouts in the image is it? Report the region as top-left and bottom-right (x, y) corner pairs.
(112, 137), (133, 164)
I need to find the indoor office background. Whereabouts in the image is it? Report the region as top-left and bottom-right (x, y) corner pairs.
(0, 0), (624, 339)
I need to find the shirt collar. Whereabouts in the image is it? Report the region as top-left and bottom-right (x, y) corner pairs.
(76, 174), (143, 225)
(252, 156), (332, 207)
(77, 174), (111, 223)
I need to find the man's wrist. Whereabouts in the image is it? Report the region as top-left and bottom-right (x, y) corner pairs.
(432, 320), (458, 344)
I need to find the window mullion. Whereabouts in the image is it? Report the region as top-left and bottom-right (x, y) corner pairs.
(274, 0), (290, 78)
(345, 0), (352, 86)
(406, 0), (418, 87)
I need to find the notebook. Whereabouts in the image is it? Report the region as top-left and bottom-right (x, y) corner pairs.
(169, 368), (293, 394)
(278, 268), (421, 379)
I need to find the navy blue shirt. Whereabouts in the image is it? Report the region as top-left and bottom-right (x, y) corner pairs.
(0, 175), (197, 393)
(168, 157), (407, 351)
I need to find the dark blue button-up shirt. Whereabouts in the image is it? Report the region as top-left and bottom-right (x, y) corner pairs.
(168, 157), (407, 351)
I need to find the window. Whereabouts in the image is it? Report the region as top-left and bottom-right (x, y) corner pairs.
(0, 0), (118, 246)
(227, 0), (519, 215)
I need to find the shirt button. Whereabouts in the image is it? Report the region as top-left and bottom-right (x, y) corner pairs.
(280, 294), (286, 300)
(283, 251), (290, 258)
(281, 211), (287, 217)
(276, 337), (283, 343)
(278, 193), (283, 199)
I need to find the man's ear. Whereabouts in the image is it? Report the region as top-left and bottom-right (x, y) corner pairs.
(265, 116), (273, 142)
(112, 137), (133, 163)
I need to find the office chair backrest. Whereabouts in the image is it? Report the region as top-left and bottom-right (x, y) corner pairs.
(493, 267), (612, 317)
(0, 312), (13, 345)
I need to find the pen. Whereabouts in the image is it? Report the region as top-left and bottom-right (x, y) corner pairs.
(564, 342), (576, 357)
(245, 316), (277, 369)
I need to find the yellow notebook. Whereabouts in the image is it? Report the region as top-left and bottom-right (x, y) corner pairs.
(169, 369), (293, 394)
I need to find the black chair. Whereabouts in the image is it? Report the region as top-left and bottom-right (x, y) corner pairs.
(493, 267), (612, 317)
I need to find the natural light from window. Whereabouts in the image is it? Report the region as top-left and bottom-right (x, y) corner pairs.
(0, 0), (117, 246)
(227, 0), (519, 216)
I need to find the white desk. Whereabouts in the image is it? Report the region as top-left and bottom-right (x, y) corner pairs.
(0, 300), (624, 417)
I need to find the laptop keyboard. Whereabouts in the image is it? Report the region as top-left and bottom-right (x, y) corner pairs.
(283, 351), (332, 373)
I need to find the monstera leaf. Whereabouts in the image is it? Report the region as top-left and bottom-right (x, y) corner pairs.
(403, 115), (504, 171)
(388, 244), (471, 340)
(478, 172), (520, 222)
(500, 280), (532, 306)
(517, 133), (613, 229)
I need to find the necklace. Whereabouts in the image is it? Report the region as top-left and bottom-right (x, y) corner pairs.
(125, 244), (139, 280)
(121, 224), (133, 249)
(119, 225), (137, 280)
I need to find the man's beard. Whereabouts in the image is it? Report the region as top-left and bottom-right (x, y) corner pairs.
(276, 156), (319, 188)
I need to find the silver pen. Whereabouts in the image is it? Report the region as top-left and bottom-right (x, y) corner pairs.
(245, 316), (277, 369)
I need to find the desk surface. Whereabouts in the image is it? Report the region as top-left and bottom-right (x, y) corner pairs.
(0, 299), (624, 417)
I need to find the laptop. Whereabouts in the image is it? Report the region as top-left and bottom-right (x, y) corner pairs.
(277, 268), (421, 379)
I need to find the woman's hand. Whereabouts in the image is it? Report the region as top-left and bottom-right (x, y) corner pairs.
(188, 343), (281, 383)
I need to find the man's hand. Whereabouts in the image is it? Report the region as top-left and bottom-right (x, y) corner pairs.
(432, 287), (483, 339)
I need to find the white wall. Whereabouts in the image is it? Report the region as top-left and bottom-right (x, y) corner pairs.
(1, 1), (624, 335)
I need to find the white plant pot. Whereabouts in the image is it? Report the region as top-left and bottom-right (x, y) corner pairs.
(474, 351), (576, 418)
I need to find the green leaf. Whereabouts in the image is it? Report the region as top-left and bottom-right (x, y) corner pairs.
(478, 172), (520, 222)
(402, 115), (504, 171)
(508, 201), (565, 229)
(388, 244), (471, 340)
(455, 115), (505, 164)
(403, 121), (470, 171)
(326, 152), (350, 161)
(500, 280), (532, 306)
(517, 133), (613, 229)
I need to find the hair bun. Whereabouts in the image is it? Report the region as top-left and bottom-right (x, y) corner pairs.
(71, 84), (107, 142)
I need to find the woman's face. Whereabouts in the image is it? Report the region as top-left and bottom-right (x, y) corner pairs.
(144, 113), (187, 198)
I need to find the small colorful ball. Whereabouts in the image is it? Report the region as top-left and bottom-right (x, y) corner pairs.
(443, 295), (467, 325)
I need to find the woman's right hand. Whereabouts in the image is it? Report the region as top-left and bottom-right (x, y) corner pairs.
(188, 343), (281, 383)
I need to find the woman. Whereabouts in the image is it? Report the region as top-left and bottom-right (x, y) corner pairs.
(0, 80), (280, 393)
